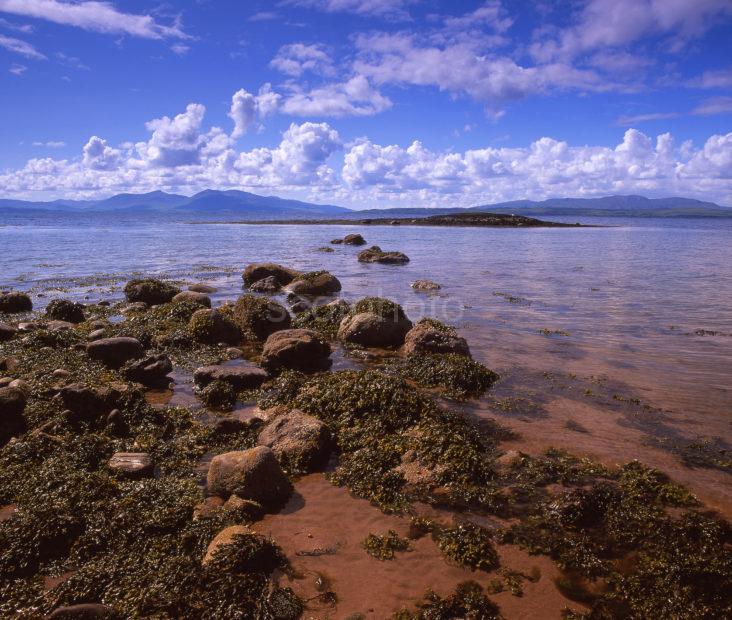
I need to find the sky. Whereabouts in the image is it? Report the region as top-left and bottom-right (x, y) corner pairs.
(1, 0), (731, 208)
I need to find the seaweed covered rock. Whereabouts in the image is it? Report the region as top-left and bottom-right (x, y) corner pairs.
(46, 604), (117, 619)
(257, 408), (332, 472)
(357, 246), (410, 265)
(403, 318), (470, 357)
(285, 271), (342, 296)
(249, 275), (281, 293)
(172, 291), (211, 307)
(187, 308), (241, 344)
(194, 363), (268, 391)
(123, 353), (172, 387)
(202, 525), (254, 565)
(124, 278), (180, 305)
(198, 380), (237, 411)
(338, 297), (412, 348)
(46, 299), (86, 323)
(0, 385), (27, 445)
(243, 263), (301, 287)
(260, 329), (331, 372)
(86, 337), (143, 368)
(0, 291), (32, 313)
(233, 294), (291, 340)
(344, 233), (366, 245)
(411, 279), (441, 291)
(58, 382), (121, 424)
(0, 322), (16, 342)
(207, 446), (292, 509)
(292, 299), (350, 338)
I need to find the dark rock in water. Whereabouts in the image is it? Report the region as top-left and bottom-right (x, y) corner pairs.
(242, 263), (301, 287)
(286, 271), (342, 295)
(330, 238), (344, 244)
(172, 291), (211, 307)
(257, 408), (332, 472)
(193, 364), (268, 391)
(202, 525), (253, 565)
(46, 603), (116, 619)
(249, 275), (282, 293)
(260, 329), (331, 372)
(344, 233), (366, 245)
(188, 283), (217, 294)
(124, 278), (180, 305)
(357, 245), (410, 265)
(188, 308), (241, 344)
(0, 323), (16, 342)
(403, 320), (470, 357)
(108, 452), (154, 478)
(123, 354), (172, 387)
(233, 295), (291, 340)
(207, 446), (292, 508)
(86, 337), (143, 368)
(0, 386), (27, 445)
(411, 279), (441, 291)
(0, 291), (32, 313)
(59, 383), (119, 423)
(46, 299), (85, 323)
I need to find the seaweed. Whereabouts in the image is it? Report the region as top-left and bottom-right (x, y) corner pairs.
(198, 380), (237, 411)
(433, 523), (500, 572)
(291, 302), (349, 339)
(394, 581), (500, 619)
(362, 530), (411, 560)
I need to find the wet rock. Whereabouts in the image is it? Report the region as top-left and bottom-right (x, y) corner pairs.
(225, 347), (244, 359)
(261, 329), (331, 372)
(105, 409), (128, 437)
(338, 312), (412, 348)
(223, 494), (263, 516)
(193, 364), (268, 391)
(172, 291), (211, 307)
(0, 356), (18, 372)
(212, 416), (249, 435)
(123, 354), (172, 387)
(0, 377), (12, 387)
(202, 525), (253, 565)
(357, 246), (410, 265)
(249, 275), (282, 293)
(86, 337), (143, 368)
(257, 409), (331, 472)
(108, 452), (154, 478)
(242, 263), (301, 287)
(330, 238), (344, 245)
(8, 378), (30, 396)
(495, 450), (520, 469)
(193, 495), (225, 520)
(59, 383), (119, 424)
(87, 328), (107, 341)
(233, 295), (291, 340)
(122, 302), (148, 314)
(88, 319), (108, 330)
(0, 291), (32, 313)
(46, 603), (116, 619)
(47, 320), (76, 332)
(206, 446), (292, 508)
(411, 279), (441, 291)
(46, 299), (85, 323)
(188, 308), (241, 344)
(344, 233), (367, 245)
(17, 321), (42, 332)
(402, 320), (470, 357)
(0, 323), (16, 342)
(188, 283), (217, 294)
(286, 271), (342, 296)
(52, 368), (71, 380)
(290, 299), (310, 314)
(0, 386), (27, 445)
(124, 278), (180, 305)
(198, 380), (237, 411)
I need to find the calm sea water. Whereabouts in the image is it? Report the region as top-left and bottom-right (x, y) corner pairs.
(1, 214), (731, 419)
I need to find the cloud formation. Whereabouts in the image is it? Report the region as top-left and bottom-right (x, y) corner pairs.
(0, 33), (45, 58)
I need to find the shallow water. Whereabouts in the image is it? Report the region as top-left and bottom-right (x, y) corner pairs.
(2, 213), (732, 510)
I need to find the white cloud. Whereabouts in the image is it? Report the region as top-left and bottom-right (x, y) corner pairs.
(136, 103), (213, 167)
(248, 11), (278, 22)
(229, 85), (282, 138)
(0, 0), (188, 39)
(0, 33), (45, 58)
(694, 67), (732, 89)
(617, 112), (680, 126)
(0, 16), (32, 32)
(9, 61), (26, 74)
(82, 136), (121, 170)
(270, 42), (334, 77)
(282, 0), (412, 19)
(171, 43), (189, 56)
(281, 75), (392, 117)
(33, 140), (66, 148)
(692, 96), (732, 116)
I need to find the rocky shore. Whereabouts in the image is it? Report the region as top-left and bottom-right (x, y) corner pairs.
(0, 264), (730, 619)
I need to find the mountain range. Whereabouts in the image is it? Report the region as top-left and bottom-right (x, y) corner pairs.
(0, 190), (730, 219)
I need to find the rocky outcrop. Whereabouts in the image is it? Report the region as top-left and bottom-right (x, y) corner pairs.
(233, 295), (291, 340)
(108, 452), (154, 478)
(411, 280), (441, 291)
(172, 291), (211, 307)
(207, 446), (292, 508)
(0, 291), (32, 313)
(357, 246), (410, 265)
(86, 337), (143, 368)
(0, 386), (27, 445)
(257, 409), (331, 472)
(193, 363), (268, 391)
(46, 299), (85, 323)
(242, 263), (301, 287)
(123, 279), (180, 305)
(123, 354), (172, 387)
(402, 319), (470, 357)
(285, 271), (342, 296)
(260, 329), (331, 372)
(188, 308), (241, 344)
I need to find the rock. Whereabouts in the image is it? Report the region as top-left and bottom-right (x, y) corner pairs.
(202, 525), (253, 565)
(8, 378), (30, 396)
(212, 416), (249, 435)
(290, 300), (310, 314)
(47, 320), (76, 332)
(88, 319), (108, 330)
(261, 329), (331, 372)
(0, 386), (27, 445)
(495, 450), (521, 469)
(0, 356), (18, 372)
(123, 354), (172, 387)
(105, 409), (128, 437)
(249, 276), (282, 293)
(46, 299), (85, 323)
(225, 347), (244, 359)
(338, 312), (412, 348)
(87, 328), (107, 341)
(411, 279), (441, 291)
(0, 291), (32, 313)
(193, 364), (268, 391)
(193, 495), (225, 520)
(188, 308), (241, 344)
(0, 323), (16, 342)
(343, 233), (367, 245)
(123, 278), (180, 305)
(122, 302), (148, 314)
(0, 377), (12, 387)
(188, 283), (217, 293)
(233, 295), (291, 340)
(357, 246), (410, 265)
(242, 263), (301, 287)
(17, 321), (41, 332)
(257, 409), (331, 472)
(108, 452), (153, 478)
(172, 291), (211, 307)
(285, 271), (342, 296)
(330, 238), (344, 244)
(58, 383), (119, 424)
(402, 320), (470, 357)
(46, 603), (116, 619)
(223, 494), (263, 516)
(52, 369), (71, 380)
(206, 446), (292, 508)
(86, 337), (143, 368)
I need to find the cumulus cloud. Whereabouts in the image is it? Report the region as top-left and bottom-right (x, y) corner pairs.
(229, 85), (282, 138)
(0, 0), (188, 39)
(270, 42), (334, 77)
(82, 136), (121, 170)
(281, 75), (392, 117)
(0, 33), (45, 58)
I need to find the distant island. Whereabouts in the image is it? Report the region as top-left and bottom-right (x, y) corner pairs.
(1, 190), (730, 219)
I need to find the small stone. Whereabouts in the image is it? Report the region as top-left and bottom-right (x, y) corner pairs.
(88, 319), (108, 329)
(124, 278), (180, 305)
(193, 495), (225, 520)
(0, 386), (27, 445)
(260, 329), (331, 372)
(257, 409), (332, 472)
(357, 246), (410, 265)
(87, 328), (107, 341)
(172, 291), (211, 307)
(188, 283), (217, 294)
(242, 263), (301, 287)
(225, 347), (243, 359)
(108, 452), (153, 478)
(47, 320), (75, 332)
(46, 299), (85, 323)
(122, 302), (148, 314)
(123, 353), (172, 387)
(105, 409), (128, 437)
(249, 275), (282, 293)
(52, 369), (71, 380)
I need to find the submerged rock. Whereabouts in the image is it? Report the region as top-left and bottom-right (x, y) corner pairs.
(0, 323), (16, 342)
(411, 279), (441, 291)
(207, 446), (292, 508)
(193, 364), (268, 391)
(188, 308), (241, 344)
(123, 354), (172, 387)
(403, 319), (470, 357)
(242, 263), (301, 287)
(257, 408), (331, 472)
(46, 299), (85, 323)
(0, 386), (27, 445)
(124, 278), (180, 305)
(357, 246), (410, 265)
(172, 291), (211, 307)
(86, 337), (144, 368)
(285, 271), (342, 296)
(0, 291), (32, 313)
(108, 452), (154, 478)
(260, 329), (331, 372)
(233, 295), (291, 340)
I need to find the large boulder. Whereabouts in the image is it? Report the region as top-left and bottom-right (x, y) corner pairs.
(0, 386), (27, 445)
(402, 319), (470, 357)
(0, 323), (16, 342)
(188, 308), (241, 344)
(123, 354), (172, 387)
(207, 446), (292, 508)
(123, 279), (180, 305)
(86, 337), (143, 368)
(357, 246), (410, 265)
(242, 263), (301, 287)
(46, 299), (85, 323)
(285, 271), (342, 296)
(260, 329), (331, 372)
(337, 298), (412, 348)
(257, 409), (331, 472)
(172, 291), (211, 307)
(0, 291), (32, 313)
(194, 364), (268, 391)
(233, 295), (291, 340)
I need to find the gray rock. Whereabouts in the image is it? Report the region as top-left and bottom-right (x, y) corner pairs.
(86, 337), (143, 368)
(357, 246), (410, 265)
(257, 409), (331, 472)
(402, 320), (470, 357)
(123, 278), (180, 305)
(411, 279), (441, 291)
(286, 271), (342, 296)
(260, 329), (331, 372)
(87, 328), (107, 341)
(193, 364), (268, 391)
(188, 283), (217, 294)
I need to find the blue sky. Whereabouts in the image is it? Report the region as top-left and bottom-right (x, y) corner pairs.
(1, 0), (731, 207)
